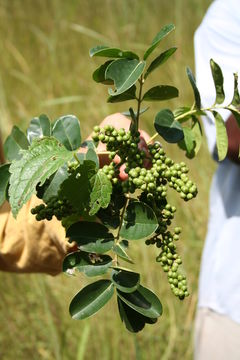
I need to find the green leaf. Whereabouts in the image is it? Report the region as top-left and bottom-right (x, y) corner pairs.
(191, 117), (202, 156)
(4, 126), (29, 161)
(142, 85), (178, 102)
(43, 164), (68, 202)
(0, 164), (10, 206)
(120, 200), (158, 240)
(89, 45), (139, 60)
(9, 137), (73, 217)
(27, 114), (51, 143)
(179, 127), (195, 158)
(231, 72), (240, 107)
(107, 85), (136, 103)
(113, 241), (133, 264)
(213, 111), (228, 161)
(52, 115), (81, 151)
(117, 284), (162, 318)
(63, 251), (112, 277)
(210, 59), (225, 105)
(144, 47), (177, 79)
(143, 24), (175, 60)
(154, 109), (184, 143)
(69, 280), (114, 320)
(92, 60), (114, 85)
(89, 170), (112, 216)
(105, 59), (145, 96)
(86, 148), (99, 169)
(67, 221), (114, 253)
(117, 298), (157, 333)
(111, 268), (140, 293)
(186, 67), (201, 109)
(59, 160), (96, 212)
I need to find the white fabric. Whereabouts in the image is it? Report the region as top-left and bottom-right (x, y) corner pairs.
(194, 0), (240, 324)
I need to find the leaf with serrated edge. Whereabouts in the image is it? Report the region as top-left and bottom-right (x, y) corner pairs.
(210, 59), (225, 105)
(27, 114), (51, 143)
(69, 280), (114, 320)
(106, 59), (145, 96)
(89, 170), (112, 216)
(52, 115), (81, 151)
(143, 24), (175, 60)
(117, 285), (162, 318)
(9, 137), (73, 217)
(186, 67), (201, 109)
(144, 47), (177, 79)
(213, 111), (228, 161)
(120, 200), (158, 240)
(0, 164), (10, 206)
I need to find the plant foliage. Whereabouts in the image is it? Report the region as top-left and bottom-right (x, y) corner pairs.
(2, 24), (240, 333)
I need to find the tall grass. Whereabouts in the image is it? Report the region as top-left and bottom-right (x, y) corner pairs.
(0, 0), (214, 359)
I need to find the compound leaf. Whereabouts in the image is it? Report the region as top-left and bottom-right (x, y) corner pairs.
(0, 164), (10, 206)
(9, 137), (73, 217)
(89, 45), (139, 60)
(142, 85), (178, 102)
(69, 280), (114, 320)
(144, 47), (177, 79)
(186, 67), (201, 109)
(213, 111), (228, 161)
(4, 126), (29, 161)
(117, 284), (162, 318)
(144, 24), (175, 60)
(52, 115), (81, 151)
(154, 109), (184, 143)
(89, 170), (112, 216)
(210, 59), (225, 105)
(105, 59), (145, 96)
(67, 221), (114, 253)
(27, 114), (51, 144)
(120, 200), (158, 240)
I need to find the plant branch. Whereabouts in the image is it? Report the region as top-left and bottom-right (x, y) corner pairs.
(136, 75), (144, 129)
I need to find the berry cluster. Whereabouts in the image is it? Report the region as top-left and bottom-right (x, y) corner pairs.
(31, 196), (73, 221)
(92, 126), (197, 299)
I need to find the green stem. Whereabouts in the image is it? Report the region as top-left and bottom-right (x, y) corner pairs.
(136, 75), (144, 130)
(74, 152), (81, 164)
(114, 197), (129, 265)
(147, 104), (240, 144)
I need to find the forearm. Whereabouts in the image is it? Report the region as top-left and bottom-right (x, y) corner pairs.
(225, 114), (240, 164)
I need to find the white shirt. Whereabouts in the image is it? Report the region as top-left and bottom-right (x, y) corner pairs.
(194, 0), (240, 323)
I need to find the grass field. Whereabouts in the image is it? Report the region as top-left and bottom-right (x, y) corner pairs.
(0, 1), (215, 359)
